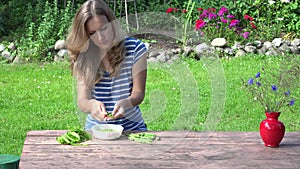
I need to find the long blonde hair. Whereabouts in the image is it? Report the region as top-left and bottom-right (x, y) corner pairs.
(65, 0), (126, 88)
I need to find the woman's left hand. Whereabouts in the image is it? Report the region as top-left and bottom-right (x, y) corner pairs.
(106, 101), (125, 120)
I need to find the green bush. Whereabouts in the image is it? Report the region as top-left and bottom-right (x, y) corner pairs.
(0, 0), (299, 62)
(0, 0), (85, 61)
(15, 0), (78, 61)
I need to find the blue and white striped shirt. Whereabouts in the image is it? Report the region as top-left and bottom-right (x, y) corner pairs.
(85, 37), (148, 131)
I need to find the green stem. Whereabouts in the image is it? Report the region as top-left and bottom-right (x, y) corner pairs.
(183, 0), (195, 47)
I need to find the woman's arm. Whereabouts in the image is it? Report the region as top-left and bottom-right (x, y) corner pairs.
(77, 77), (93, 113)
(129, 52), (147, 107)
(111, 53), (147, 118)
(77, 76), (107, 121)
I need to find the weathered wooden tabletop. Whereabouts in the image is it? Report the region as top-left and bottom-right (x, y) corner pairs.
(19, 130), (300, 169)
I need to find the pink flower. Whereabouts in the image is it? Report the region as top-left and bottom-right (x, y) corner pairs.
(244, 14), (254, 21)
(166, 7), (173, 14)
(218, 6), (228, 16)
(227, 14), (234, 19)
(229, 20), (240, 28)
(250, 22), (257, 29)
(242, 32), (250, 39)
(221, 18), (228, 23)
(208, 13), (217, 20)
(182, 9), (187, 13)
(199, 10), (209, 19)
(195, 20), (206, 30)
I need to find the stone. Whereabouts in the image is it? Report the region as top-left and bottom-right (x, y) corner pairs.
(194, 43), (209, 54)
(263, 41), (273, 49)
(257, 47), (267, 55)
(175, 48), (182, 54)
(1, 50), (11, 59)
(0, 44), (5, 52)
(171, 54), (180, 60)
(13, 55), (26, 64)
(265, 51), (273, 56)
(148, 50), (161, 58)
(57, 49), (68, 58)
(54, 40), (65, 50)
(272, 38), (282, 47)
(211, 38), (226, 47)
(156, 54), (167, 62)
(147, 57), (157, 63)
(215, 47), (224, 52)
(54, 49), (68, 62)
(235, 49), (246, 57)
(232, 42), (243, 50)
(245, 42), (253, 46)
(282, 40), (291, 46)
(244, 46), (257, 53)
(8, 43), (16, 50)
(167, 54), (179, 64)
(207, 47), (215, 54)
(54, 55), (63, 62)
(266, 48), (279, 56)
(224, 48), (234, 55)
(253, 41), (262, 48)
(171, 48), (177, 54)
(291, 38), (300, 46)
(290, 46), (299, 54)
(183, 46), (193, 56)
(278, 43), (291, 53)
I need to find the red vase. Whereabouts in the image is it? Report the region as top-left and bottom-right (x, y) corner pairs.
(259, 112), (285, 147)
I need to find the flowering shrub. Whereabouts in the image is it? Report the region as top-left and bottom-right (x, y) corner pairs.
(194, 6), (257, 43)
(166, 5), (258, 44)
(242, 58), (300, 113)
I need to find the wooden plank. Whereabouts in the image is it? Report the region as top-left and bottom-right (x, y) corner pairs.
(23, 135), (259, 144)
(21, 143), (300, 155)
(26, 130), (67, 137)
(23, 133), (300, 146)
(20, 154), (298, 169)
(19, 131), (300, 169)
(19, 144), (300, 169)
(26, 130), (300, 139)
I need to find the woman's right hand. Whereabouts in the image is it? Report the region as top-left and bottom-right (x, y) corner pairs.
(89, 99), (107, 121)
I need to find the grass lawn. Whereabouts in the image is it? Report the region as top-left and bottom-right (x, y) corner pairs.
(1, 55), (299, 155)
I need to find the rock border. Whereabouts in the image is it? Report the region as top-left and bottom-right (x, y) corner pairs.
(1, 37), (299, 64)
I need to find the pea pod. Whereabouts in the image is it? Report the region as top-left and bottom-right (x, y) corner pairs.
(107, 112), (113, 118)
(56, 127), (91, 146)
(127, 133), (160, 144)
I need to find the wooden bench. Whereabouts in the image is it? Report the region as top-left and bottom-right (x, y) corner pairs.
(19, 130), (300, 169)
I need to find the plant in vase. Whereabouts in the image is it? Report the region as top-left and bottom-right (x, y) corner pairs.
(242, 57), (299, 147)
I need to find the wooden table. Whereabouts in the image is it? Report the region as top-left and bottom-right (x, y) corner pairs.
(19, 130), (300, 169)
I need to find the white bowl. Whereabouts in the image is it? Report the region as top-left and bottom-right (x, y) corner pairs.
(91, 124), (124, 140)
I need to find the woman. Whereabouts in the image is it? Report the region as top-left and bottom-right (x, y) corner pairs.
(66, 0), (148, 131)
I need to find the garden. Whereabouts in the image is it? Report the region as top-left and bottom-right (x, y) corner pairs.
(0, 0), (300, 157)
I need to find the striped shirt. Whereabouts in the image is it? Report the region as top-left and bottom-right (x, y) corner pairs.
(85, 37), (148, 131)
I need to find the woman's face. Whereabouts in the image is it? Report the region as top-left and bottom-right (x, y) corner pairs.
(87, 15), (114, 50)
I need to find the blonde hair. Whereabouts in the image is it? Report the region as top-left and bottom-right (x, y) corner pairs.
(65, 0), (126, 88)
